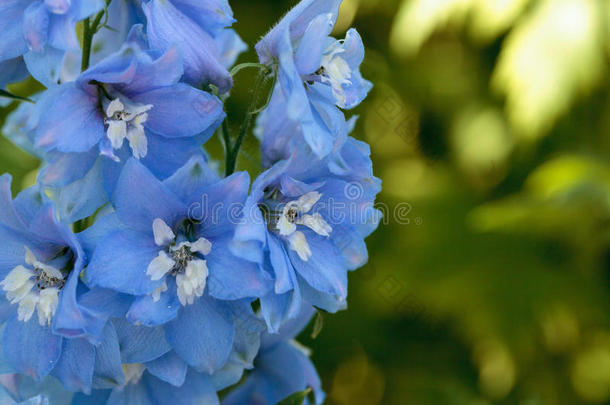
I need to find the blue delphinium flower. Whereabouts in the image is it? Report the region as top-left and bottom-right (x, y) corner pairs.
(72, 366), (220, 405)
(222, 305), (324, 405)
(0, 176), (125, 393)
(84, 157), (272, 375)
(0, 0), (105, 87)
(255, 0), (372, 158)
(142, 0), (243, 93)
(70, 299), (265, 404)
(232, 132), (381, 331)
(31, 25), (224, 220)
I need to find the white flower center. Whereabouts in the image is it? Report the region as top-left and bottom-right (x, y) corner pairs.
(319, 42), (352, 107)
(103, 98), (153, 161)
(0, 247), (64, 326)
(145, 219), (211, 306)
(275, 191), (332, 262)
(122, 363), (145, 385)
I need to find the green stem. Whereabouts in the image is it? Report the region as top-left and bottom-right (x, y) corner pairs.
(80, 18), (92, 72)
(80, 1), (111, 72)
(230, 62), (267, 77)
(225, 68), (269, 176)
(221, 117), (232, 173)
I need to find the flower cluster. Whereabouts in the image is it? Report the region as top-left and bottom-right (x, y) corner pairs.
(0, 0), (380, 403)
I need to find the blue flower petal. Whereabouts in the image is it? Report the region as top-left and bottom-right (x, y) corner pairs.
(2, 316), (63, 380)
(144, 351), (187, 387)
(92, 322), (125, 390)
(34, 83), (104, 153)
(146, 369), (219, 405)
(113, 318), (171, 364)
(22, 2), (49, 53)
(107, 381), (150, 405)
(0, 174), (27, 231)
(0, 57), (28, 88)
(171, 0), (235, 33)
(288, 229), (347, 299)
(126, 279), (180, 327)
(163, 155), (219, 203)
(133, 84), (224, 139)
(294, 14), (334, 75)
(39, 150), (99, 188)
(165, 296), (233, 373)
(86, 229), (163, 296)
(191, 172), (250, 239)
(50, 337), (95, 394)
(143, 0), (232, 93)
(207, 237), (272, 301)
(0, 0), (29, 60)
(113, 159), (187, 233)
(122, 46), (183, 96)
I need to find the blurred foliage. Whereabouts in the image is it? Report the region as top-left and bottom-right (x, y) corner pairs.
(2, 0), (610, 404)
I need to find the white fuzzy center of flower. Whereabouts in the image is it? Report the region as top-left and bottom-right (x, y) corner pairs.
(146, 218), (211, 306)
(319, 42), (352, 107)
(0, 247), (64, 326)
(274, 191), (332, 262)
(103, 98), (153, 161)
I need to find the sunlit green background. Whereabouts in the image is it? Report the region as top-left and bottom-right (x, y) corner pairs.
(2, 0), (610, 404)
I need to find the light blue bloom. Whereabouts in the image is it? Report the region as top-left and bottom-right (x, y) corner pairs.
(233, 136), (381, 331)
(72, 367), (219, 405)
(222, 305), (324, 405)
(0, 175), (125, 393)
(0, 0), (105, 86)
(85, 157), (272, 374)
(31, 25), (224, 220)
(142, 0), (244, 93)
(71, 300), (266, 404)
(255, 0), (372, 158)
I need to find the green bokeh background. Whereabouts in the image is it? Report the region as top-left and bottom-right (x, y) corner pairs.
(2, 0), (610, 404)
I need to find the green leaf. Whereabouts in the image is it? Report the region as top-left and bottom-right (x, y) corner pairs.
(311, 310), (324, 339)
(0, 89), (33, 103)
(276, 388), (312, 405)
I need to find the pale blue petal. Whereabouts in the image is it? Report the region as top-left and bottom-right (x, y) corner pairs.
(163, 155), (219, 203)
(143, 0), (232, 92)
(133, 84), (224, 138)
(121, 46), (183, 95)
(53, 159), (108, 223)
(294, 14), (333, 75)
(113, 319), (171, 364)
(165, 296), (233, 373)
(126, 279), (180, 327)
(113, 159), (187, 233)
(288, 229), (347, 299)
(22, 2), (49, 53)
(0, 57), (28, 88)
(144, 351), (187, 387)
(86, 229), (163, 296)
(50, 338), (95, 394)
(34, 83), (104, 153)
(92, 322), (125, 390)
(2, 316), (63, 380)
(207, 237), (272, 301)
(147, 370), (219, 405)
(0, 0), (29, 60)
(39, 150), (99, 187)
